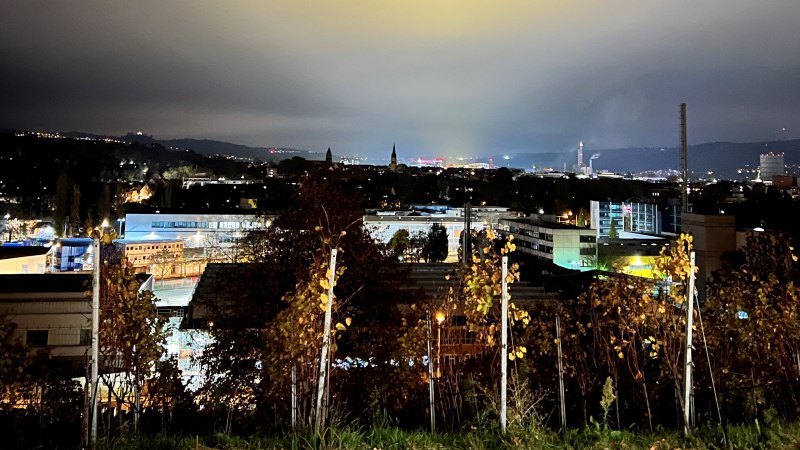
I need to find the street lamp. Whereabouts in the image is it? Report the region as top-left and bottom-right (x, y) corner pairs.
(435, 311), (445, 378)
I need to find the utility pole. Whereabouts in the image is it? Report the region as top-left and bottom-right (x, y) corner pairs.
(683, 251), (696, 437)
(90, 237), (100, 445)
(315, 249), (337, 434)
(500, 256), (508, 433)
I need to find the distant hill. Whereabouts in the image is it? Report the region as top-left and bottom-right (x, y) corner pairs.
(492, 139), (800, 179)
(19, 128), (800, 178)
(118, 133), (321, 162)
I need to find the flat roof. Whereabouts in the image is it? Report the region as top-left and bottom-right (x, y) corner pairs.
(0, 273), (91, 294)
(363, 215), (464, 223)
(115, 238), (184, 244)
(501, 218), (592, 231)
(0, 272), (152, 295)
(0, 246), (50, 260)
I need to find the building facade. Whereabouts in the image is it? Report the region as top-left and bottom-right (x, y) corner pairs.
(116, 238), (186, 278)
(590, 201), (662, 239)
(759, 152), (785, 183)
(497, 218), (597, 270)
(0, 273), (153, 370)
(364, 206), (517, 261)
(124, 213), (268, 249)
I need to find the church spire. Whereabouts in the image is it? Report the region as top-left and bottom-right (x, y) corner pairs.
(389, 142), (398, 172)
(325, 147), (332, 164)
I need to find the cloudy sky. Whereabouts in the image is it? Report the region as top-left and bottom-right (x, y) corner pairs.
(2, 1), (799, 159)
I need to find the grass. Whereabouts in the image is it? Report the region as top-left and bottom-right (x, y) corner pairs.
(95, 419), (800, 450)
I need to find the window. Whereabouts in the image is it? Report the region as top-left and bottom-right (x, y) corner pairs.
(26, 330), (48, 347)
(80, 329), (91, 346)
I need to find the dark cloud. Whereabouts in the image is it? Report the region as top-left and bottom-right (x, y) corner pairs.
(1, 1), (799, 159)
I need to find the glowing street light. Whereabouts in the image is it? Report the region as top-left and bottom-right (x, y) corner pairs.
(435, 311), (445, 378)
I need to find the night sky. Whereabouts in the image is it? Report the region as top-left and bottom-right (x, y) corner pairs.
(2, 1), (799, 159)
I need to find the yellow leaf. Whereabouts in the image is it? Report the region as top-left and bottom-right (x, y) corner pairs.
(345, 317), (352, 326)
(618, 351), (624, 359)
(335, 323), (346, 331)
(483, 246), (491, 254)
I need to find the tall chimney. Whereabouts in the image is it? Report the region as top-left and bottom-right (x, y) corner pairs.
(680, 103), (688, 213)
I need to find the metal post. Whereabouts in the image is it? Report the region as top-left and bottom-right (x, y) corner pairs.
(90, 238), (100, 444)
(436, 326), (441, 378)
(500, 255), (508, 433)
(426, 315), (436, 432)
(683, 251), (696, 437)
(556, 314), (567, 430)
(291, 365), (297, 428)
(680, 103), (689, 213)
(315, 249), (337, 434)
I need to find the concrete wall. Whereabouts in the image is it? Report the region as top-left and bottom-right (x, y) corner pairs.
(681, 213), (736, 299)
(0, 254), (47, 274)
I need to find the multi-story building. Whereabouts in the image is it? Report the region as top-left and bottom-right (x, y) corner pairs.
(0, 273), (153, 371)
(124, 213), (268, 249)
(0, 246), (49, 274)
(364, 215), (468, 260)
(364, 206), (519, 261)
(681, 212), (737, 300)
(47, 238), (94, 272)
(116, 238), (185, 278)
(759, 152), (785, 183)
(497, 218), (597, 270)
(590, 201), (661, 239)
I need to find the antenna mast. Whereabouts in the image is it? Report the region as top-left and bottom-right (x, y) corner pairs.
(680, 103), (688, 212)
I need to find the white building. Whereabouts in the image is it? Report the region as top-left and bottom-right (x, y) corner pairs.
(0, 246), (49, 274)
(0, 273), (153, 369)
(363, 206), (518, 260)
(124, 213), (269, 249)
(497, 218), (597, 270)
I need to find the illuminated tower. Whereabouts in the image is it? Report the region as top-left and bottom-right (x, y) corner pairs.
(389, 143), (398, 172)
(759, 152), (785, 183)
(578, 141), (584, 168)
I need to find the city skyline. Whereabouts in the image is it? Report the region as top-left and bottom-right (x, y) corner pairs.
(2, 1), (800, 158)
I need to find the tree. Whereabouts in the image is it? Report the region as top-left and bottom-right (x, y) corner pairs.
(425, 223), (448, 263)
(557, 234), (696, 429)
(704, 230), (800, 419)
(198, 175), (408, 428)
(162, 165), (195, 180)
(407, 230), (428, 263)
(388, 229), (410, 259)
(608, 219), (619, 239)
(0, 315), (38, 409)
(97, 238), (167, 435)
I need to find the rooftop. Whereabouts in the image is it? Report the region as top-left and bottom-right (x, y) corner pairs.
(0, 245), (50, 260)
